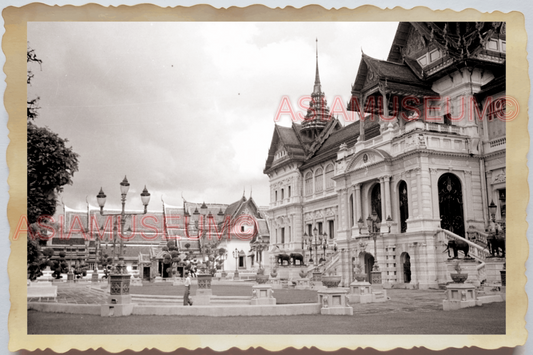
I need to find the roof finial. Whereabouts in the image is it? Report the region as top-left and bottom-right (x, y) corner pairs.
(250, 186), (253, 198)
(314, 38), (321, 94)
(243, 186), (245, 197)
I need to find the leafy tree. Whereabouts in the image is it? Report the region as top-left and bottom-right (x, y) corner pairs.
(26, 45), (79, 225)
(27, 45), (79, 279)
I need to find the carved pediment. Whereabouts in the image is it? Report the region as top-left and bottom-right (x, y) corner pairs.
(348, 149), (389, 172)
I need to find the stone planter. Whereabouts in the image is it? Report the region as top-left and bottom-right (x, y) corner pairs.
(270, 271), (278, 278)
(197, 274), (212, 289)
(500, 270), (506, 286)
(321, 275), (342, 288)
(256, 274), (269, 284)
(299, 270), (308, 279)
(450, 273), (468, 284)
(353, 274), (367, 282)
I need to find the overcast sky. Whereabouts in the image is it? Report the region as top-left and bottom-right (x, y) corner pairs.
(28, 21), (398, 211)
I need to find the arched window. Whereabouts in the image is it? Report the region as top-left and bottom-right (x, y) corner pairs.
(398, 181), (409, 233)
(325, 164), (335, 190)
(438, 173), (465, 237)
(371, 184), (382, 221)
(305, 172), (313, 196)
(315, 168), (324, 193)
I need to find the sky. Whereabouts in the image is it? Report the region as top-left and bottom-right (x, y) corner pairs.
(28, 21), (399, 211)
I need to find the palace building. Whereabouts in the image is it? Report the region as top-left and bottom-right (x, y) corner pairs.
(264, 22), (506, 288)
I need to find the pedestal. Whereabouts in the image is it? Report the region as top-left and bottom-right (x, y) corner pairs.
(91, 270), (99, 283)
(102, 274), (132, 317)
(446, 259), (480, 286)
(443, 283), (482, 311)
(312, 272), (322, 282)
(295, 278), (311, 290)
(346, 281), (373, 304)
(484, 258), (505, 286)
(109, 274), (131, 296)
(154, 276), (163, 283)
(280, 278), (289, 289)
(250, 285), (276, 305)
(233, 270), (240, 280)
(67, 272), (74, 283)
(193, 289), (212, 305)
(318, 288), (353, 315)
(197, 274), (212, 289)
(270, 278), (282, 289)
(371, 270), (382, 285)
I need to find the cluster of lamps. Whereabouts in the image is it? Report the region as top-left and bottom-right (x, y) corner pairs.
(96, 176), (151, 274)
(303, 227), (335, 265)
(357, 209), (392, 272)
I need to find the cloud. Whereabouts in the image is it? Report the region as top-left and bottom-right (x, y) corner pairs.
(28, 21), (398, 210)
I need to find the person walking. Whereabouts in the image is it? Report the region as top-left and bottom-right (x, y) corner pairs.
(183, 271), (193, 306)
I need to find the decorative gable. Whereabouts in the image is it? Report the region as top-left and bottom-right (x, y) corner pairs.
(347, 149), (391, 172)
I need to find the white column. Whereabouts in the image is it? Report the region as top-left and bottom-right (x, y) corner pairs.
(355, 183), (362, 228)
(415, 168), (423, 217)
(430, 168), (440, 219)
(384, 175), (392, 220)
(380, 177), (387, 220)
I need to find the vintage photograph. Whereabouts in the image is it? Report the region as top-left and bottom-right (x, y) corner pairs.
(6, 3), (527, 351)
(25, 19), (509, 336)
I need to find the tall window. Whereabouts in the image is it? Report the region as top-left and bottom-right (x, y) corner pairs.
(399, 181), (409, 233)
(275, 190), (278, 202)
(288, 186), (291, 198)
(281, 188), (284, 200)
(371, 184), (382, 221)
(315, 168), (324, 193)
(325, 164), (335, 190)
(328, 220), (334, 239)
(281, 227), (285, 244)
(317, 222), (323, 235)
(305, 172), (313, 196)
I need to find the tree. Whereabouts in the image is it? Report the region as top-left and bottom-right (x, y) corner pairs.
(27, 45), (79, 279)
(26, 45), (79, 225)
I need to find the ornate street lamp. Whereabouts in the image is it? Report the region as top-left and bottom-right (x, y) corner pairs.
(232, 248), (240, 280)
(488, 200), (498, 222)
(366, 209), (392, 284)
(97, 176), (150, 275)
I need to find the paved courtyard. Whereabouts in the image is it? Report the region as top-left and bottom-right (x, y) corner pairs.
(27, 282), (505, 334)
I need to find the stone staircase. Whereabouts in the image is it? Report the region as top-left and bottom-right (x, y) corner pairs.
(435, 228), (493, 285)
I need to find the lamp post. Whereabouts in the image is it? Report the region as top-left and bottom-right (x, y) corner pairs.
(232, 248), (240, 280)
(303, 232), (309, 263)
(96, 176), (150, 275)
(364, 209), (392, 284)
(306, 226), (323, 266)
(488, 200), (497, 222)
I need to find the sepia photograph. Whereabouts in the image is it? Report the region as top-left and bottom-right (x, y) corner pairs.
(5, 5), (527, 353)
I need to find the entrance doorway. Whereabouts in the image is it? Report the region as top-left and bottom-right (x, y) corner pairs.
(364, 252), (375, 283)
(438, 173), (465, 237)
(401, 252), (411, 283)
(143, 266), (150, 280)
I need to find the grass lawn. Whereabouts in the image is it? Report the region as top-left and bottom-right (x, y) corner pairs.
(27, 302), (505, 334)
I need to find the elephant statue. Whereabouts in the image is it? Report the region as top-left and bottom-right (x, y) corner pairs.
(444, 239), (470, 259)
(277, 253), (291, 266)
(486, 221), (506, 258)
(290, 253), (305, 266)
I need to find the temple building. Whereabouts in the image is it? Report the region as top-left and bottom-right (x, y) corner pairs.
(45, 193), (270, 281)
(264, 22), (506, 289)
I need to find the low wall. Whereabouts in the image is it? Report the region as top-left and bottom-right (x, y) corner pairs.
(28, 301), (320, 317)
(133, 303), (321, 317)
(28, 302), (101, 315)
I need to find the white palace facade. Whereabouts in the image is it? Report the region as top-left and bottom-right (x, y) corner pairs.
(264, 22), (506, 289)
